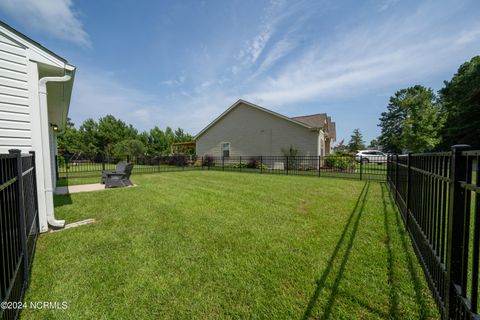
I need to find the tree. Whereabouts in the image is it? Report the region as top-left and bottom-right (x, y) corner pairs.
(57, 118), (81, 154)
(97, 115), (138, 156)
(146, 126), (168, 156)
(137, 131), (149, 147)
(438, 56), (480, 149)
(56, 115), (195, 158)
(368, 139), (379, 150)
(78, 118), (100, 156)
(113, 139), (145, 161)
(378, 85), (444, 153)
(347, 129), (365, 152)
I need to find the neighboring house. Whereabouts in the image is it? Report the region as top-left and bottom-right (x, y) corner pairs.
(195, 99), (336, 157)
(0, 22), (76, 232)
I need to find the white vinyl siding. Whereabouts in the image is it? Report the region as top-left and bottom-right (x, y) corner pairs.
(196, 102), (319, 157)
(0, 32), (31, 153)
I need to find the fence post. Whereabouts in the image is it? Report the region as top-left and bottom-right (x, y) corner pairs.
(29, 151), (39, 221)
(445, 144), (471, 319)
(239, 156), (242, 172)
(395, 154), (399, 202)
(286, 156), (289, 175)
(65, 154), (69, 181)
(260, 156), (263, 174)
(318, 156), (321, 177)
(405, 152), (412, 211)
(222, 156), (225, 171)
(359, 156), (363, 180)
(102, 156), (106, 171)
(405, 153), (412, 228)
(9, 149), (29, 284)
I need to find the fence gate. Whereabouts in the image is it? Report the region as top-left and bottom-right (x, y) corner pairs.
(0, 150), (40, 320)
(387, 145), (480, 320)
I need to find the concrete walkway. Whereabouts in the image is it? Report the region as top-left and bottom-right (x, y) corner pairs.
(55, 183), (105, 195)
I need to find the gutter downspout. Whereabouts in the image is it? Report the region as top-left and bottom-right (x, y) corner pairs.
(38, 74), (71, 228)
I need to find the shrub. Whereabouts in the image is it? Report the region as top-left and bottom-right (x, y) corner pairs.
(202, 155), (215, 167)
(297, 165), (315, 171)
(193, 160), (203, 167)
(58, 155), (66, 168)
(232, 163), (248, 169)
(325, 156), (337, 168)
(259, 163), (268, 170)
(247, 157), (261, 169)
(333, 150), (356, 157)
(325, 155), (356, 170)
(165, 154), (187, 166)
(281, 145), (299, 168)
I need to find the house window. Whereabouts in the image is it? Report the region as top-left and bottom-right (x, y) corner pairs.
(222, 143), (230, 157)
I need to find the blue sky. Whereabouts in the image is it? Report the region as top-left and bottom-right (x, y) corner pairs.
(1, 0), (479, 143)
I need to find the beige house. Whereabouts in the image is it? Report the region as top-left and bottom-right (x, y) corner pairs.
(195, 100), (336, 157)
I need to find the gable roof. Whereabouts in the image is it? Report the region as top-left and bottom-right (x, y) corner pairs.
(194, 99), (317, 139)
(0, 20), (75, 70)
(291, 114), (327, 128)
(292, 114), (336, 141)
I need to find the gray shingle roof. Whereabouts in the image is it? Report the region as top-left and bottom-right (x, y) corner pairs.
(292, 114), (336, 140)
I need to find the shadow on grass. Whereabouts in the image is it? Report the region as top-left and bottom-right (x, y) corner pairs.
(382, 183), (430, 320)
(54, 193), (73, 207)
(302, 181), (370, 320)
(302, 182), (433, 320)
(56, 177), (69, 187)
(381, 184), (400, 319)
(55, 177), (73, 207)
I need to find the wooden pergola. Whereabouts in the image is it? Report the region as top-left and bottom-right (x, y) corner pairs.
(170, 141), (196, 154)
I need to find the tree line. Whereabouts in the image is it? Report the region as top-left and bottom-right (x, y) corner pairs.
(58, 115), (194, 159)
(378, 56), (479, 153)
(340, 55), (479, 154)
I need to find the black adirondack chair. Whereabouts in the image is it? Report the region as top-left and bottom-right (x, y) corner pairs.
(102, 162), (134, 188)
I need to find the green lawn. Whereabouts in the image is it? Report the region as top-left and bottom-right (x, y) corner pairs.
(57, 163), (386, 187)
(27, 171), (438, 319)
(56, 164), (186, 186)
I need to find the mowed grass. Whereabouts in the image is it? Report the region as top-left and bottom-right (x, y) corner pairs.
(56, 163), (386, 187)
(25, 171), (439, 319)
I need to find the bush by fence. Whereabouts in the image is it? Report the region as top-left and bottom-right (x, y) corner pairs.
(387, 145), (479, 319)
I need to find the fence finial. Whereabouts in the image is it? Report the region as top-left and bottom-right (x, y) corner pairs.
(451, 144), (471, 151)
(8, 149), (21, 155)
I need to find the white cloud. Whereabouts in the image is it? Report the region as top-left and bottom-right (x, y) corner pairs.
(243, 3), (480, 106)
(160, 76), (186, 86)
(59, 0), (479, 142)
(238, 0), (288, 66)
(0, 0), (90, 47)
(246, 28), (274, 64)
(70, 69), (236, 135)
(377, 0), (400, 12)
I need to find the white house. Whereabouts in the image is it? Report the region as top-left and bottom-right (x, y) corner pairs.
(0, 22), (76, 232)
(195, 100), (336, 157)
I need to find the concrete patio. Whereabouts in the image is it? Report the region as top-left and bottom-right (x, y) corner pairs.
(55, 183), (105, 195)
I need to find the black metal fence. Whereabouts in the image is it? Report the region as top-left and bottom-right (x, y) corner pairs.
(387, 145), (479, 320)
(0, 150), (39, 320)
(57, 154), (388, 182)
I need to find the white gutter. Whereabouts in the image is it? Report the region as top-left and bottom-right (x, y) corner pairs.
(38, 74), (71, 228)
